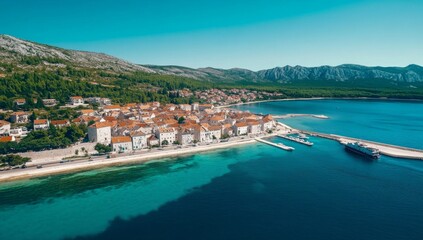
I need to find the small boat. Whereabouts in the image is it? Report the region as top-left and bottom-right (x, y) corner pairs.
(298, 133), (309, 139)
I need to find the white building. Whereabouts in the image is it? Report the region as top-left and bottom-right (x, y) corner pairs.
(248, 121), (262, 135)
(0, 120), (11, 135)
(261, 115), (274, 132)
(234, 122), (248, 136)
(33, 119), (49, 131)
(84, 97), (112, 106)
(69, 96), (84, 106)
(131, 132), (148, 150)
(208, 125), (222, 140)
(155, 127), (176, 145)
(191, 103), (199, 111)
(179, 104), (192, 111)
(177, 128), (194, 145)
(14, 99), (26, 106)
(194, 125), (213, 143)
(10, 112), (30, 123)
(112, 136), (133, 153)
(9, 127), (29, 138)
(88, 122), (112, 144)
(42, 99), (58, 107)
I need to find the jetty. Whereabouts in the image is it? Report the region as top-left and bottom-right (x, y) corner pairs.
(277, 135), (314, 146)
(300, 130), (423, 160)
(272, 114), (329, 119)
(255, 138), (295, 151)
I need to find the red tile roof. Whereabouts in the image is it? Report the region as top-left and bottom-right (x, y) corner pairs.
(34, 119), (48, 125)
(50, 120), (69, 125)
(0, 120), (11, 127)
(112, 136), (132, 144)
(0, 136), (13, 142)
(235, 122), (248, 127)
(89, 122), (112, 129)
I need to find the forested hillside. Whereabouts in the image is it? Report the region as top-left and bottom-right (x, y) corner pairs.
(1, 34), (423, 109)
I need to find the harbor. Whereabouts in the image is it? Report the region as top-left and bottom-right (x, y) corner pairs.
(272, 114), (329, 119)
(255, 138), (295, 151)
(277, 134), (314, 146)
(300, 130), (423, 160)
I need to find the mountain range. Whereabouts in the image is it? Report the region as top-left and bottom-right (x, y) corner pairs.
(1, 34), (423, 85)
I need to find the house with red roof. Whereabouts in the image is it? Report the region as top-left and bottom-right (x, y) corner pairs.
(111, 136), (133, 153)
(33, 119), (49, 131)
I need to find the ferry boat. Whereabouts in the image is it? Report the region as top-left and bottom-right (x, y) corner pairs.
(344, 142), (380, 159)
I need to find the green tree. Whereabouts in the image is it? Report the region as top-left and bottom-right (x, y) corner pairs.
(0, 155), (31, 167)
(177, 116), (185, 124)
(95, 143), (112, 154)
(221, 133), (230, 139)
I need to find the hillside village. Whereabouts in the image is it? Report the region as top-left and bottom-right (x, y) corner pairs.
(0, 95), (276, 155)
(172, 88), (283, 106)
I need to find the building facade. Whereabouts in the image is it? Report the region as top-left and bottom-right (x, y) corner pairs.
(10, 112), (29, 124)
(33, 119), (49, 131)
(0, 120), (11, 135)
(112, 136), (133, 153)
(131, 132), (148, 150)
(88, 122), (112, 144)
(234, 122), (248, 136)
(155, 127), (176, 145)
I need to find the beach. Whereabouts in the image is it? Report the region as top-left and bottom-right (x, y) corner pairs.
(0, 136), (262, 183)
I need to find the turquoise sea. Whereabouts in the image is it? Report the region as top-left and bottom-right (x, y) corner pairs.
(232, 99), (423, 149)
(1, 100), (423, 240)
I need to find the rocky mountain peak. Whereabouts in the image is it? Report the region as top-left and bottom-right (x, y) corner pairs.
(0, 34), (154, 73)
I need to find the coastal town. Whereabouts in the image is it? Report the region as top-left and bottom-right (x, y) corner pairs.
(171, 88), (284, 106)
(0, 94), (278, 173)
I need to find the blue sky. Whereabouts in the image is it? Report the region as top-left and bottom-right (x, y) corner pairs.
(1, 0), (422, 70)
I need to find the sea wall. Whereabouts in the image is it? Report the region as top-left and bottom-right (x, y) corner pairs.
(18, 142), (97, 166)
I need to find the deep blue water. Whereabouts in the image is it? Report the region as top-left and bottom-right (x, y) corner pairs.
(1, 100), (423, 240)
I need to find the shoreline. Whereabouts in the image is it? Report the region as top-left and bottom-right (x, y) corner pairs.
(0, 137), (261, 183)
(217, 97), (423, 108)
(2, 97), (422, 183)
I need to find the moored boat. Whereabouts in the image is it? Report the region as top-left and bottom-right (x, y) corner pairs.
(344, 142), (380, 159)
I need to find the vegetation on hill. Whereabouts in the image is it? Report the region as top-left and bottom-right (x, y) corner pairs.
(0, 67), (208, 109)
(2, 66), (423, 111)
(1, 34), (423, 110)
(0, 124), (87, 154)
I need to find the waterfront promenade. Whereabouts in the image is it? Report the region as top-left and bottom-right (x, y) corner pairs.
(2, 121), (423, 183)
(0, 138), (259, 182)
